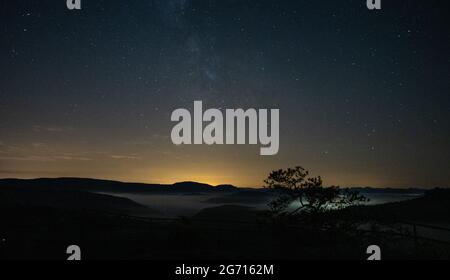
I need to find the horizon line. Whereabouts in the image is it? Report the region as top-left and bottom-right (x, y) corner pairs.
(0, 176), (443, 190)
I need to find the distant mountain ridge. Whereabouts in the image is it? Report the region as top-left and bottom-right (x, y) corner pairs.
(0, 177), (239, 194)
(0, 178), (432, 195)
(350, 187), (425, 194)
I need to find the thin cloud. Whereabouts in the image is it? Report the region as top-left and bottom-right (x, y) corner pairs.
(33, 125), (72, 133)
(110, 155), (141, 160)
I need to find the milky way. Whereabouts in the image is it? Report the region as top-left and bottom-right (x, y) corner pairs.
(0, 0), (449, 188)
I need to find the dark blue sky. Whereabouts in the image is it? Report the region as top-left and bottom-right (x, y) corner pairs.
(0, 0), (449, 187)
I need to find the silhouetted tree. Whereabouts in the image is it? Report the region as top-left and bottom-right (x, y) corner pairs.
(264, 166), (367, 216)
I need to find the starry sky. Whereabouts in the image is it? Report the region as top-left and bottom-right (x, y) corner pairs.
(0, 0), (449, 188)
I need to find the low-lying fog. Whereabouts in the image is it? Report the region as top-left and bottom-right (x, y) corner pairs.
(98, 191), (424, 218)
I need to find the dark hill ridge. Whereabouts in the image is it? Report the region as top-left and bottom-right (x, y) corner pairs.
(354, 188), (450, 222)
(0, 188), (154, 215)
(0, 178), (239, 194)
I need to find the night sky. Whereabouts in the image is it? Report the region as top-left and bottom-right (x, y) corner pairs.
(1, 0), (449, 188)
